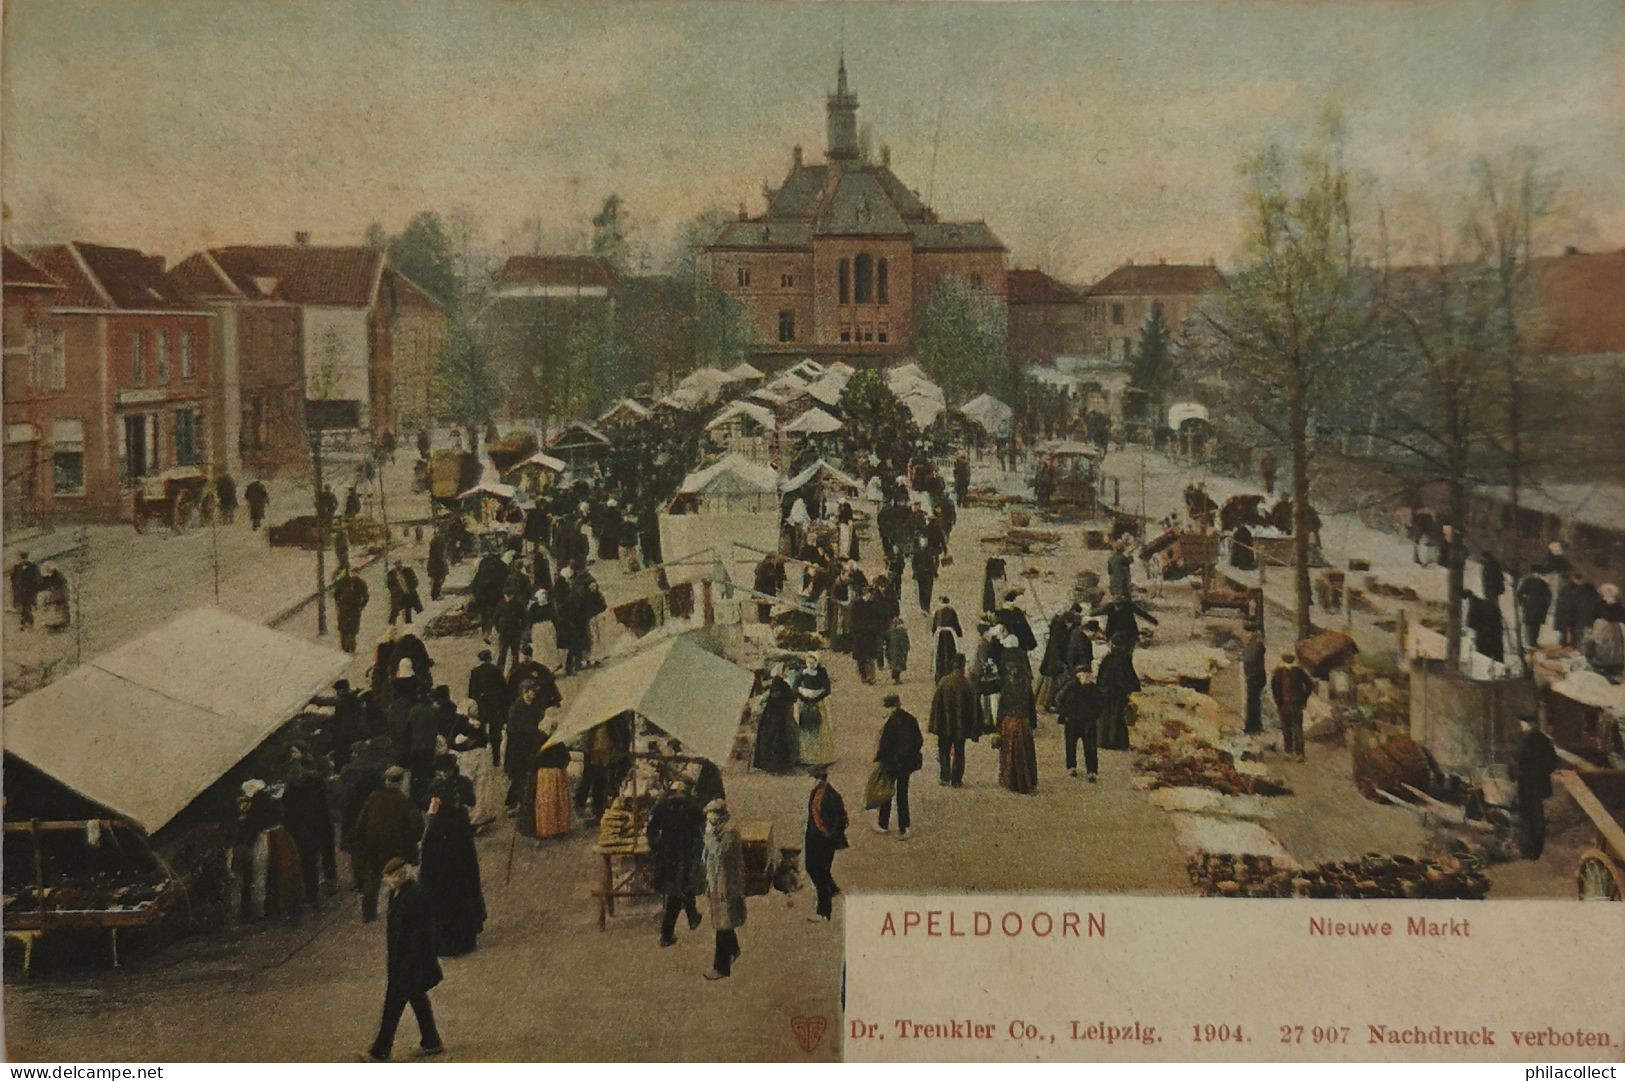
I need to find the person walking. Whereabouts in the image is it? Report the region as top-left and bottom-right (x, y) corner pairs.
(332, 524), (351, 572)
(1035, 609), (1077, 713)
(886, 617), (911, 684)
(352, 767), (422, 923)
(332, 566), (370, 654)
(9, 552), (41, 630)
(504, 682), (546, 835)
(216, 473), (238, 524)
(1241, 626), (1266, 735)
(911, 537), (938, 614)
(702, 799), (747, 981)
(1054, 668), (1104, 782)
(387, 562), (423, 626)
(493, 591), (530, 676)
(928, 654), (978, 788)
(283, 743), (337, 904)
(244, 478), (270, 530)
(1096, 635), (1141, 751)
(1515, 724), (1558, 860)
(995, 633), (1039, 794)
(803, 767), (848, 923)
(427, 533), (449, 602)
(362, 858), (445, 1061)
(873, 694), (923, 837)
(466, 650), (508, 768)
(419, 781), (486, 956)
(795, 653), (836, 768)
(1517, 571), (1553, 652)
(1270, 652), (1314, 761)
(647, 779), (705, 947)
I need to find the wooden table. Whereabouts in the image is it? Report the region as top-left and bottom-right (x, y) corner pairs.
(591, 840), (654, 931)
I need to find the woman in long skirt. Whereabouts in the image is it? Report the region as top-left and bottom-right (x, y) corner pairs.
(533, 718), (574, 839)
(450, 705), (504, 831)
(1096, 641), (1140, 751)
(795, 654), (836, 767)
(995, 643), (1038, 794)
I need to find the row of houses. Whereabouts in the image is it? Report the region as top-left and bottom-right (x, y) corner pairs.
(3, 237), (447, 526)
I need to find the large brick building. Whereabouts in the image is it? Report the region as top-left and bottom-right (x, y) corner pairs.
(702, 58), (1007, 368)
(170, 240), (446, 473)
(3, 246), (66, 526)
(1007, 268), (1091, 368)
(11, 243), (217, 523)
(1082, 260), (1226, 361)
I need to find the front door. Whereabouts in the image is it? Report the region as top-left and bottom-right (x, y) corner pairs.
(125, 413), (150, 480)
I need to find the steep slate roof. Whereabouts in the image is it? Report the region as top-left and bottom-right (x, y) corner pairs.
(907, 221), (1004, 251)
(1530, 249), (1625, 357)
(1008, 268), (1086, 305)
(766, 163), (833, 219)
(814, 171), (910, 236)
(175, 246), (384, 306)
(28, 242), (199, 311)
(3, 246), (60, 290)
(1088, 263), (1226, 297)
(494, 254), (616, 289)
(708, 221), (814, 250)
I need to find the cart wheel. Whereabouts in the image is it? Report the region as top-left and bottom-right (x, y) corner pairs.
(172, 493), (192, 533)
(132, 499), (148, 534)
(1577, 850), (1624, 901)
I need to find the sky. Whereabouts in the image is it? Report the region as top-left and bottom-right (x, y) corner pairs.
(3, 0), (1622, 283)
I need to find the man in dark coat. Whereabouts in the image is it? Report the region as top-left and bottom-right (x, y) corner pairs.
(952, 455), (970, 505)
(646, 779), (706, 946)
(471, 552), (508, 639)
(345, 485), (363, 519)
(1106, 541), (1133, 600)
(1242, 627), (1267, 734)
(928, 654), (978, 787)
(353, 768), (423, 923)
(216, 474), (238, 523)
(419, 781), (485, 956)
(244, 478), (270, 530)
(874, 695), (923, 837)
(1465, 590), (1505, 663)
(996, 591), (1038, 653)
(504, 683), (547, 823)
(1554, 572), (1599, 648)
(507, 644), (560, 710)
(467, 650), (509, 767)
(1036, 609), (1076, 713)
(1270, 652), (1314, 760)
(387, 562), (423, 626)
(313, 679), (369, 768)
(804, 768), (848, 922)
(1095, 597), (1158, 659)
(1515, 725), (1559, 860)
(1479, 549), (1505, 603)
(403, 689), (441, 806)
(1054, 667), (1105, 781)
(334, 567), (370, 654)
(911, 538), (938, 615)
(493, 592), (530, 676)
(1065, 619), (1096, 677)
(753, 553), (784, 623)
(426, 534), (449, 601)
(9, 552), (41, 630)
(1096, 637), (1141, 751)
(283, 743), (337, 904)
(1516, 572), (1552, 651)
(364, 858), (444, 1061)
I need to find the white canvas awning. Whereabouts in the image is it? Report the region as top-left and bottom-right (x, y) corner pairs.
(787, 358), (826, 381)
(506, 452), (567, 475)
(765, 371), (810, 397)
(457, 481), (517, 501)
(657, 386), (709, 412)
(1168, 402), (1210, 428)
(548, 422), (611, 449)
(597, 398), (652, 425)
(958, 392), (1014, 433)
(678, 453), (780, 496)
(3, 608), (351, 833)
(544, 636), (756, 765)
(886, 361), (929, 388)
(726, 362), (765, 381)
(899, 388), (945, 427)
(784, 407), (843, 435)
(706, 400), (777, 432)
(783, 458), (861, 493)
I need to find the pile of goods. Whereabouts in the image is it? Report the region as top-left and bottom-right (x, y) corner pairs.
(595, 794), (654, 852)
(423, 609), (479, 638)
(4, 875), (173, 917)
(980, 527), (1062, 555)
(774, 626), (825, 652)
(1364, 577), (1421, 602)
(1136, 717), (1292, 797)
(1348, 724), (1433, 801)
(1187, 851), (1492, 899)
(1134, 644), (1230, 689)
(961, 487), (1030, 509)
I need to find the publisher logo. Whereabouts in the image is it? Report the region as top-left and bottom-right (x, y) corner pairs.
(791, 1015), (828, 1053)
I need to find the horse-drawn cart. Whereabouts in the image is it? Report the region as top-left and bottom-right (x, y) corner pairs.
(1554, 770), (1625, 901)
(131, 468), (208, 533)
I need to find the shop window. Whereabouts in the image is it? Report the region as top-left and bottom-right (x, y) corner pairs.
(838, 259), (850, 304)
(51, 419), (84, 495)
(854, 253), (873, 303)
(863, 328), (874, 343)
(878, 326), (889, 344)
(778, 310), (796, 343)
(877, 258), (889, 304)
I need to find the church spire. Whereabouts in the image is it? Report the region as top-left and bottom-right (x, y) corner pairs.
(826, 52), (859, 162)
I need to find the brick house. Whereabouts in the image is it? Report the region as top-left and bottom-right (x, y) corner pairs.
(702, 58), (1006, 369)
(3, 246), (65, 527)
(19, 242), (216, 523)
(1082, 261), (1226, 361)
(170, 240), (446, 473)
(1007, 268), (1091, 369)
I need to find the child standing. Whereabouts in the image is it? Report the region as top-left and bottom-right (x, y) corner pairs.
(886, 616), (911, 684)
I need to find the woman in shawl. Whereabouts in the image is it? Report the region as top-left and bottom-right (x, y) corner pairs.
(994, 633), (1039, 794)
(448, 701), (504, 829)
(420, 781), (486, 956)
(1096, 633), (1142, 751)
(751, 663), (800, 774)
(981, 556), (1007, 614)
(236, 780), (305, 924)
(795, 653), (836, 767)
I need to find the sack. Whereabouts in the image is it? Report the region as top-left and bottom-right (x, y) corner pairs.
(863, 763), (894, 810)
(798, 700), (822, 730)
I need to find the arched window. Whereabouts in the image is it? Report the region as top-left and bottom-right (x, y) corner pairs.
(877, 258), (889, 304)
(854, 253), (873, 304)
(838, 258), (850, 305)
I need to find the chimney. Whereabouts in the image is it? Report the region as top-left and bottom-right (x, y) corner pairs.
(882, 144), (891, 167)
(793, 145), (803, 167)
(295, 231), (311, 246)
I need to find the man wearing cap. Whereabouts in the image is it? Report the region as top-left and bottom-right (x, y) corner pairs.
(353, 767), (423, 923)
(333, 565), (370, 654)
(386, 561), (423, 626)
(467, 650), (509, 768)
(1241, 625), (1267, 735)
(1269, 652), (1314, 760)
(874, 694), (924, 837)
(647, 778), (705, 948)
(928, 653), (978, 787)
(1107, 539), (1134, 601)
(9, 551), (40, 630)
(803, 767), (848, 922)
(1065, 617), (1097, 678)
(507, 644), (561, 711)
(363, 857), (444, 1061)
(1054, 667), (1104, 782)
(702, 799), (747, 980)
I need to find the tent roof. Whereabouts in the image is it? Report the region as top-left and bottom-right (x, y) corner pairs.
(678, 453), (780, 495)
(545, 636), (756, 765)
(1168, 402), (1210, 428)
(680, 367), (733, 392)
(598, 398), (651, 423)
(746, 387), (787, 406)
(2, 608), (350, 833)
(805, 371), (849, 406)
(787, 358), (826, 381)
(507, 452), (567, 474)
(765, 371), (811, 396)
(886, 362), (928, 386)
(783, 458), (861, 492)
(958, 392), (1014, 430)
(458, 481), (518, 500)
(548, 422), (610, 448)
(726, 361), (765, 380)
(657, 386), (709, 411)
(706, 400), (777, 431)
(783, 407), (844, 434)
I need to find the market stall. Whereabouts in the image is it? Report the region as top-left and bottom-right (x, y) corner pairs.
(547, 422), (612, 468)
(503, 450), (567, 496)
(957, 392), (1015, 438)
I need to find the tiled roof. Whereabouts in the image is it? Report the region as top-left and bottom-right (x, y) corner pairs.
(1088, 263), (1226, 296)
(3, 246), (61, 290)
(27, 242), (199, 310)
(188, 245), (385, 306)
(1008, 268), (1086, 305)
(494, 255), (616, 289)
(1531, 249), (1625, 357)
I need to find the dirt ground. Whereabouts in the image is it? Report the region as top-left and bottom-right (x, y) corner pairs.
(3, 450), (1581, 1062)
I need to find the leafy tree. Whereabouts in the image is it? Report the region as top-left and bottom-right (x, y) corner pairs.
(1129, 302), (1173, 403)
(362, 222), (388, 251)
(386, 212), (459, 311)
(670, 207), (735, 284)
(1200, 113), (1376, 639)
(431, 313), (501, 452)
(838, 369), (918, 448)
(590, 194), (631, 276)
(691, 289), (750, 375)
(913, 276), (1010, 403)
(565, 308), (636, 418)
